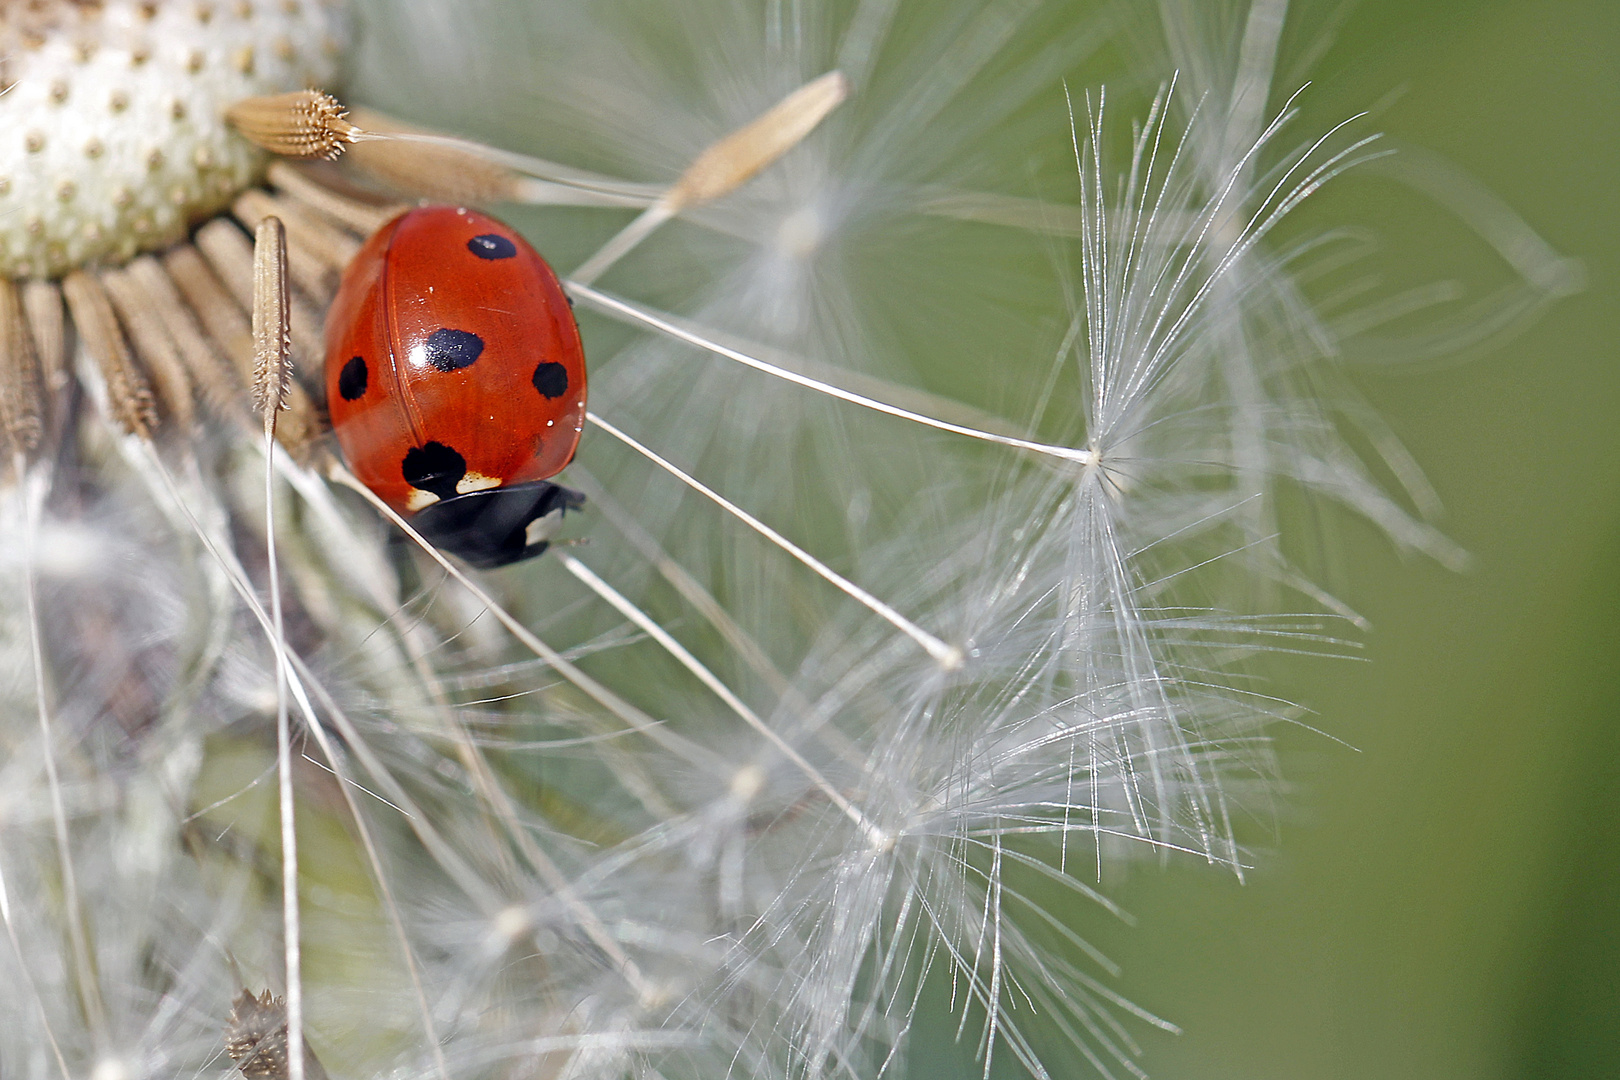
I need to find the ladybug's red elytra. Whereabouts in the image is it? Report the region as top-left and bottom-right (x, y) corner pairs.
(324, 205), (587, 568)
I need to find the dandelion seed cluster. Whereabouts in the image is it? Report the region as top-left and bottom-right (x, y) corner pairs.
(0, 2), (1573, 1080)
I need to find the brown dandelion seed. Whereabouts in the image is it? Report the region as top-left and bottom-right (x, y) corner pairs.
(0, 278), (44, 457)
(226, 90), (358, 159)
(666, 70), (848, 211)
(162, 243), (254, 377)
(60, 271), (157, 438)
(224, 989), (330, 1080)
(338, 106), (525, 203)
(125, 255), (243, 417)
(102, 267), (196, 430)
(250, 215), (291, 422)
(232, 187), (352, 298)
(168, 235), (319, 457)
(264, 160), (402, 236)
(196, 217), (322, 371)
(21, 280), (66, 400)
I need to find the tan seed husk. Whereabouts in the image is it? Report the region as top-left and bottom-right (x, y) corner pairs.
(195, 219), (323, 381)
(667, 70), (848, 210)
(60, 271), (157, 438)
(162, 244), (321, 459)
(254, 186), (363, 271)
(0, 278), (43, 456)
(251, 216), (291, 421)
(20, 280), (66, 400)
(125, 255), (243, 418)
(162, 244), (255, 377)
(233, 188), (354, 299)
(101, 267), (195, 431)
(226, 90), (360, 160)
(340, 106), (525, 204)
(265, 161), (403, 237)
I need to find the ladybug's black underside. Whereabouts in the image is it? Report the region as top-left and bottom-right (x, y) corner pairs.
(411, 481), (585, 569)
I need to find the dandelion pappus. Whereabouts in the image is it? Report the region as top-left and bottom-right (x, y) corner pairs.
(324, 204), (587, 568)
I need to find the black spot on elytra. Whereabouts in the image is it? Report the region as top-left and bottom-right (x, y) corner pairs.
(532, 361), (568, 400)
(424, 328), (484, 372)
(467, 233), (517, 260)
(338, 355), (367, 400)
(402, 441), (467, 500)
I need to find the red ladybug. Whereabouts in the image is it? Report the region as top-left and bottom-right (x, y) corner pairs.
(324, 205), (586, 568)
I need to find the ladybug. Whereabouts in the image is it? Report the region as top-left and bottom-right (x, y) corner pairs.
(324, 205), (587, 568)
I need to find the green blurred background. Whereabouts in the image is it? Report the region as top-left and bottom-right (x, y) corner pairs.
(918, 1), (1620, 1077)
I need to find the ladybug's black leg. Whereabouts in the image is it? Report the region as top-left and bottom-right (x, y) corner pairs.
(410, 480), (585, 569)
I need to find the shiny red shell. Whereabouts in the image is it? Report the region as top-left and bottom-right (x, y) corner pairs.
(323, 205), (586, 517)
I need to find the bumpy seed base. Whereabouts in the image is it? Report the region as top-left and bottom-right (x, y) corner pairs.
(0, 0), (347, 278)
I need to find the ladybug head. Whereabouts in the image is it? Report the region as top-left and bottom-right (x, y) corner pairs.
(410, 481), (585, 569)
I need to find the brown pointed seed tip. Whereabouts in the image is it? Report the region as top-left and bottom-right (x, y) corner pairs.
(227, 90), (360, 159)
(224, 989), (330, 1080)
(667, 70), (848, 210)
(251, 216), (291, 421)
